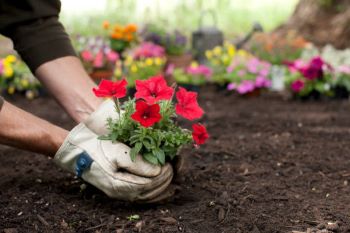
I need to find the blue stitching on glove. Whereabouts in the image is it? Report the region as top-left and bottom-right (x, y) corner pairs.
(75, 152), (94, 178)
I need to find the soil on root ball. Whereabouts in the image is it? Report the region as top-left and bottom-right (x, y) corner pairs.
(1, 86), (350, 233)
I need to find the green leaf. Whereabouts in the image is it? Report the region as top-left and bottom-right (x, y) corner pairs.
(153, 148), (165, 165)
(143, 140), (153, 150)
(143, 153), (159, 165)
(130, 142), (142, 162)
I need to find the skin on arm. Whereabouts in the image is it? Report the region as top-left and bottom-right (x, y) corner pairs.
(35, 56), (103, 123)
(0, 101), (68, 157)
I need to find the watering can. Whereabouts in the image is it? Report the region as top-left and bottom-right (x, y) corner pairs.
(192, 10), (223, 63)
(235, 22), (264, 49)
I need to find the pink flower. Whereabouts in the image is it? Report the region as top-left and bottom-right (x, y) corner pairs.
(106, 51), (119, 62)
(165, 64), (175, 76)
(186, 65), (213, 78)
(0, 60), (3, 75)
(338, 65), (350, 75)
(285, 59), (305, 73)
(259, 68), (269, 77)
(238, 70), (246, 77)
(93, 51), (104, 68)
(246, 58), (260, 74)
(291, 79), (305, 92)
(226, 65), (235, 73)
(255, 76), (271, 88)
(133, 42), (165, 59)
(81, 50), (93, 62)
(237, 80), (255, 94)
(227, 83), (236, 91)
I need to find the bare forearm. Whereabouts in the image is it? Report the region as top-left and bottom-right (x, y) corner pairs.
(0, 101), (68, 157)
(35, 56), (103, 123)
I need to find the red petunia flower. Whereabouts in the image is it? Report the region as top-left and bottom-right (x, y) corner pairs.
(175, 87), (204, 120)
(131, 100), (162, 127)
(192, 123), (209, 145)
(135, 75), (174, 104)
(93, 79), (127, 98)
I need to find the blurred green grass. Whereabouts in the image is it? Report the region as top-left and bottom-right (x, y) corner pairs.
(60, 0), (298, 37)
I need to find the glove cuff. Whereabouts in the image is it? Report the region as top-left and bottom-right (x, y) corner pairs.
(84, 99), (117, 135)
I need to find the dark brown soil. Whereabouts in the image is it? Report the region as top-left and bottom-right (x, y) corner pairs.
(1, 86), (350, 233)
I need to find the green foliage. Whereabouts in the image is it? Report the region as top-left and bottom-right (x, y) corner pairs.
(103, 99), (192, 165)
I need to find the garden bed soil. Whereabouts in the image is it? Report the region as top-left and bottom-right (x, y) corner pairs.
(1, 85), (350, 233)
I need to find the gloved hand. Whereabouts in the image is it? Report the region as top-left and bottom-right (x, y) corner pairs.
(54, 123), (174, 202)
(84, 99), (185, 176)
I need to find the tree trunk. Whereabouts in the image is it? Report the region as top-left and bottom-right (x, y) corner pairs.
(276, 0), (350, 49)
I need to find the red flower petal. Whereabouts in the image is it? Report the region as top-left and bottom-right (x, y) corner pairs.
(131, 100), (162, 127)
(135, 75), (174, 104)
(192, 123), (209, 145)
(175, 87), (204, 120)
(93, 79), (127, 98)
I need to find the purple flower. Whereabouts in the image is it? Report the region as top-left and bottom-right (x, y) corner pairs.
(255, 76), (271, 88)
(227, 83), (236, 91)
(291, 79), (305, 92)
(300, 56), (324, 80)
(237, 80), (255, 94)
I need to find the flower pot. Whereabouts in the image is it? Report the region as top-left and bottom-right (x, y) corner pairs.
(89, 70), (113, 81)
(166, 53), (193, 70)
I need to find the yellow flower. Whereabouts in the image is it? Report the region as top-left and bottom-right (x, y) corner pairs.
(5, 55), (16, 63)
(221, 55), (230, 65)
(21, 79), (29, 88)
(114, 68), (122, 77)
(131, 64), (138, 73)
(237, 49), (248, 57)
(190, 61), (199, 68)
(4, 67), (13, 77)
(145, 58), (153, 66)
(155, 57), (163, 66)
(7, 86), (15, 95)
(138, 61), (145, 68)
(213, 46), (222, 56)
(227, 46), (236, 57)
(124, 56), (133, 66)
(205, 50), (213, 59)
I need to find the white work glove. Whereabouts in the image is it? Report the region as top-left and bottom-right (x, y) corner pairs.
(54, 123), (173, 202)
(84, 99), (118, 136)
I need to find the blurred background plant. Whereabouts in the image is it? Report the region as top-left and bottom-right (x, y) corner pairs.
(248, 31), (309, 65)
(114, 56), (166, 88)
(283, 56), (335, 99)
(73, 35), (119, 74)
(225, 56), (272, 95)
(0, 55), (41, 99)
(171, 62), (212, 90)
(104, 23), (138, 53)
(205, 43), (251, 86)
